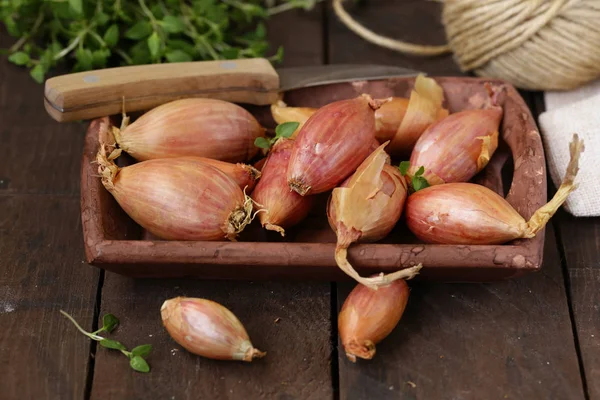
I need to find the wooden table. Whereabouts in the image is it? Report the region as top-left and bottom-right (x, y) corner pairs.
(1, 2), (598, 399)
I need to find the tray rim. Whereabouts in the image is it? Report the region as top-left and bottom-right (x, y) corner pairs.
(80, 76), (547, 282)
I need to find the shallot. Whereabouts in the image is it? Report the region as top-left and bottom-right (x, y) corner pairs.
(161, 297), (265, 362)
(406, 84), (504, 186)
(251, 139), (314, 235)
(406, 134), (584, 244)
(113, 98), (265, 162)
(339, 279), (411, 362)
(96, 145), (253, 241)
(287, 94), (382, 196)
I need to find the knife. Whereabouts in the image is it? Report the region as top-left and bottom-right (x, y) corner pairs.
(44, 58), (419, 122)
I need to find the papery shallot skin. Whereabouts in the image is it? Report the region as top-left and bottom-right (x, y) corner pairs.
(287, 95), (379, 196)
(409, 101), (503, 186)
(116, 98), (264, 162)
(328, 164), (408, 243)
(339, 279), (409, 362)
(374, 97), (410, 142)
(161, 297), (265, 362)
(252, 139), (314, 235)
(101, 158), (249, 241)
(405, 183), (526, 245)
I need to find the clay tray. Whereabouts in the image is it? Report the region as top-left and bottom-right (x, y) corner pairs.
(80, 76), (546, 282)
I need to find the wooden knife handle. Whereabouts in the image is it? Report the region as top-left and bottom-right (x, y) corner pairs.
(44, 58), (280, 122)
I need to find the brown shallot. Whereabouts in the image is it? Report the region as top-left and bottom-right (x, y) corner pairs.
(328, 143), (421, 288)
(96, 145), (253, 241)
(406, 85), (503, 186)
(287, 94), (382, 196)
(161, 297), (265, 362)
(113, 98), (265, 162)
(251, 139), (314, 235)
(339, 278), (411, 362)
(406, 134), (584, 245)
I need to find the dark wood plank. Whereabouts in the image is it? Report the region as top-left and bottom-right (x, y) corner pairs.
(0, 29), (100, 400)
(0, 195), (100, 399)
(555, 212), (600, 399)
(530, 91), (598, 400)
(89, 8), (335, 400)
(0, 29), (85, 196)
(90, 276), (332, 400)
(327, 1), (585, 398)
(337, 225), (584, 400)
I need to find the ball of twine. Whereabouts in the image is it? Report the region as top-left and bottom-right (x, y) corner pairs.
(333, 0), (600, 91)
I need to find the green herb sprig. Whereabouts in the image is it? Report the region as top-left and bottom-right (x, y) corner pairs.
(1, 0), (321, 83)
(60, 310), (152, 373)
(398, 162), (430, 192)
(254, 121), (299, 150)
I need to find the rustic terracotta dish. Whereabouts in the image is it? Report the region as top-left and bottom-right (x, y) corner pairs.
(80, 77), (546, 282)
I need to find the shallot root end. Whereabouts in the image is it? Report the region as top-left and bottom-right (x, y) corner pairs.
(225, 192), (255, 241)
(344, 339), (376, 362)
(524, 134), (584, 237)
(244, 347), (267, 362)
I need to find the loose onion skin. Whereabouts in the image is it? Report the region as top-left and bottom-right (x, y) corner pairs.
(114, 98), (265, 162)
(374, 97), (410, 142)
(97, 146), (253, 241)
(339, 279), (410, 362)
(406, 134), (584, 244)
(287, 95), (381, 196)
(327, 143), (421, 288)
(179, 157), (261, 192)
(251, 139), (314, 236)
(161, 297), (265, 362)
(270, 100), (314, 139)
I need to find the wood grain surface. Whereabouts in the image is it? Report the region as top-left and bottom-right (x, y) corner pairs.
(0, 27), (101, 400)
(1, 1), (598, 399)
(557, 214), (600, 399)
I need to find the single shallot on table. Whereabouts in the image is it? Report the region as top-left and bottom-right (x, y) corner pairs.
(406, 134), (584, 244)
(339, 278), (412, 362)
(96, 145), (254, 241)
(328, 143), (422, 288)
(161, 297), (265, 362)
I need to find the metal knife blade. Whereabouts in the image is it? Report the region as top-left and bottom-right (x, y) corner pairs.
(278, 64), (420, 91)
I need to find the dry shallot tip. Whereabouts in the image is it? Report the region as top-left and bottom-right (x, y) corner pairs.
(119, 96), (130, 131)
(161, 297), (265, 362)
(225, 192), (255, 241)
(242, 164), (262, 181)
(360, 93), (384, 110)
(289, 179), (310, 196)
(265, 222), (285, 236)
(476, 135), (496, 170)
(524, 133), (584, 237)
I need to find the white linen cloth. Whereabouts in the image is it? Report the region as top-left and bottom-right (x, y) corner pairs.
(538, 81), (600, 217)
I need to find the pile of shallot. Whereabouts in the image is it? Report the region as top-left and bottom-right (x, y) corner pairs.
(96, 75), (583, 363)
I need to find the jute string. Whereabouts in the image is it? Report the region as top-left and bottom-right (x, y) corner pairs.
(332, 0), (600, 91)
